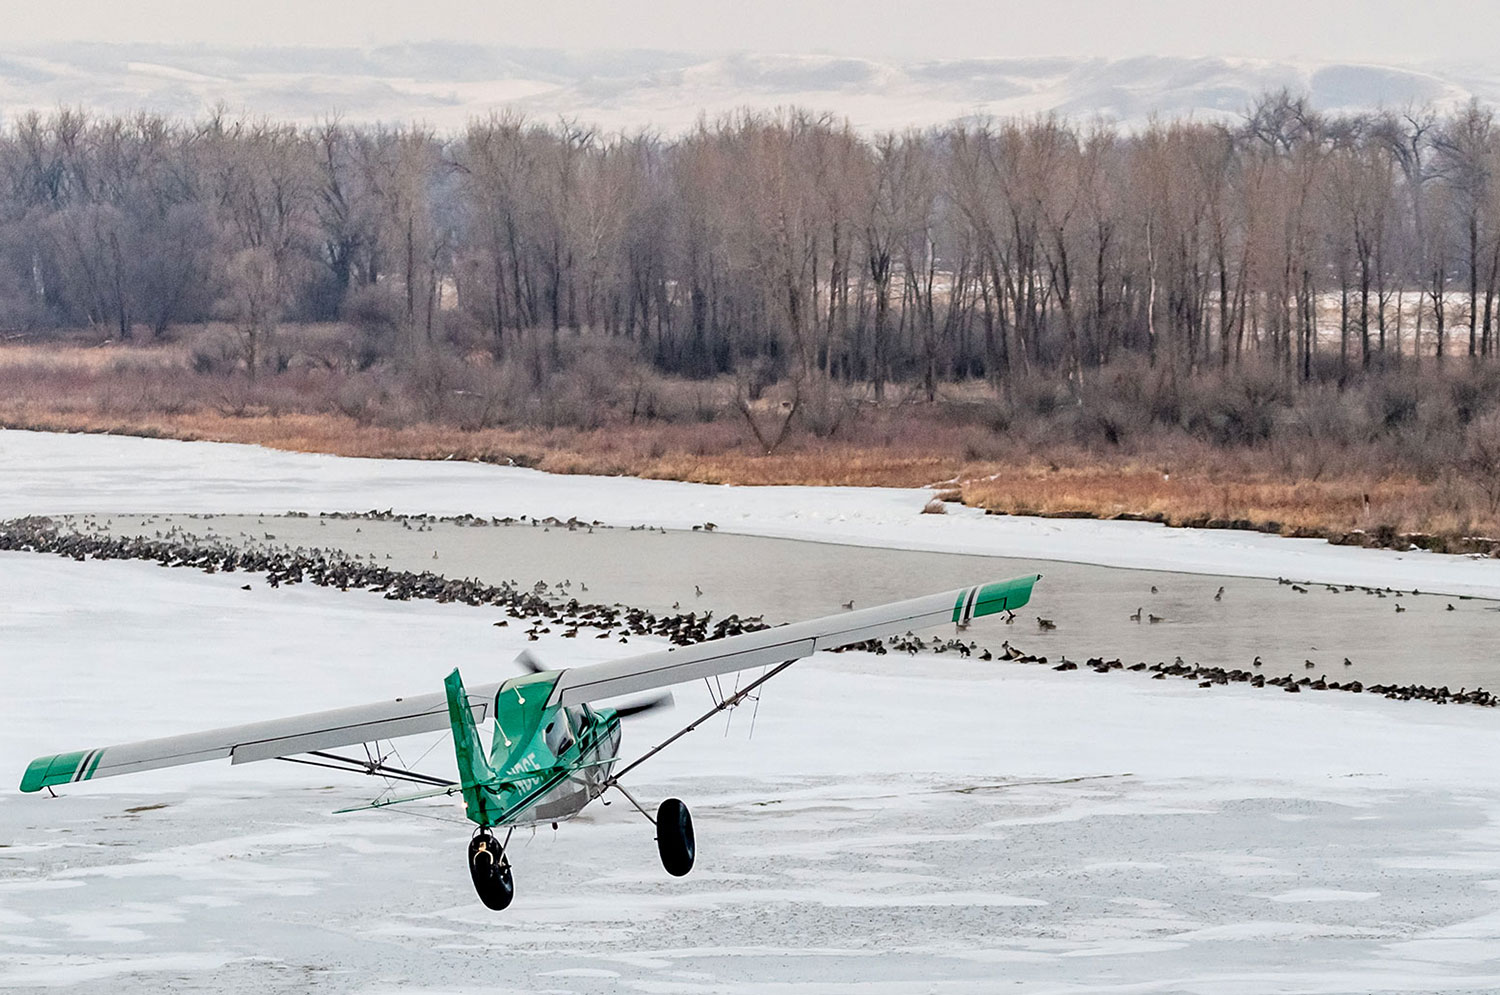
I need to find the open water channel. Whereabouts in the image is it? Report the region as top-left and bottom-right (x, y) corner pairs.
(73, 512), (1500, 695)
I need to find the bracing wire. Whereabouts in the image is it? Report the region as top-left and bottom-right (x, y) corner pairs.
(748, 664), (769, 739)
(724, 669), (743, 737)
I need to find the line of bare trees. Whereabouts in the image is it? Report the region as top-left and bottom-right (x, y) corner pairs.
(6, 94), (1500, 392)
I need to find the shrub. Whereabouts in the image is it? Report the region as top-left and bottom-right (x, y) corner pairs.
(190, 331), (240, 376)
(1368, 375), (1418, 432)
(342, 284), (404, 370)
(1463, 411), (1500, 513)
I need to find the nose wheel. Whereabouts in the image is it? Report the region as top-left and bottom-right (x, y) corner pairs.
(656, 798), (695, 876)
(468, 830), (514, 910)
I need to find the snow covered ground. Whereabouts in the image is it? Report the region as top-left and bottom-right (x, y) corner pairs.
(2, 429), (1500, 993)
(4, 554), (1500, 993)
(5, 427), (1500, 598)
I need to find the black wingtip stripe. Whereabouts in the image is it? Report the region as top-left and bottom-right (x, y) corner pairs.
(961, 586), (980, 625)
(73, 749), (98, 783)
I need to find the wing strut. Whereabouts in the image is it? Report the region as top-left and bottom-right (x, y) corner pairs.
(274, 749), (457, 788)
(603, 659), (796, 791)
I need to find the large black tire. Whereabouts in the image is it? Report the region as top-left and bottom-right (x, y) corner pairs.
(468, 833), (515, 911)
(656, 798), (695, 877)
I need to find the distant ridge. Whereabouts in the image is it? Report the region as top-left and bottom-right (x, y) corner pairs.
(0, 43), (1490, 131)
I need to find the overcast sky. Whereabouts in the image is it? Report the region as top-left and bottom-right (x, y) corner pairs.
(10, 0), (1500, 65)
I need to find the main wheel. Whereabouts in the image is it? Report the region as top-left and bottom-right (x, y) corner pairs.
(468, 832), (515, 910)
(656, 798), (695, 876)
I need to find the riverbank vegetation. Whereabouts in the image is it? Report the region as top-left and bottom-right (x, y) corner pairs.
(5, 331), (1500, 552)
(4, 95), (1500, 551)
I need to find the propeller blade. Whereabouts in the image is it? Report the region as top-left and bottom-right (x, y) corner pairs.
(612, 693), (675, 719)
(514, 650), (546, 674)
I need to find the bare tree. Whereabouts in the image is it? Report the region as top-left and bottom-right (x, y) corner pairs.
(221, 247), (282, 379)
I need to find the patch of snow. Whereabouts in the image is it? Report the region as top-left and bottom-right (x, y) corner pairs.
(1266, 889), (1382, 903)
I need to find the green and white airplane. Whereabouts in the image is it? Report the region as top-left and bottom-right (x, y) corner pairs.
(20, 575), (1039, 910)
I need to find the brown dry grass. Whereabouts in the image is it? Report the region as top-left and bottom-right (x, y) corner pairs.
(0, 404), (954, 486)
(957, 466), (1433, 534)
(7, 402), (1493, 546)
(3, 336), (1498, 552)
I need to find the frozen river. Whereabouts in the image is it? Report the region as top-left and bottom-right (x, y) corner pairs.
(3, 432), (1500, 994)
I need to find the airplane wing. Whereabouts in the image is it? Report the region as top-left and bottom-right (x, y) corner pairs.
(19, 576), (1038, 794)
(19, 683), (502, 793)
(547, 575), (1040, 707)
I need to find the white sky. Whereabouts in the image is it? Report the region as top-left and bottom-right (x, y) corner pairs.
(11, 0), (1500, 64)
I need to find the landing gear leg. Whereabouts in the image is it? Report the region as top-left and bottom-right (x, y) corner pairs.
(609, 782), (697, 877)
(655, 798), (695, 876)
(468, 829), (514, 910)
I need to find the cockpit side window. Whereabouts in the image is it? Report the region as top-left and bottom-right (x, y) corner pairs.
(544, 712), (574, 755)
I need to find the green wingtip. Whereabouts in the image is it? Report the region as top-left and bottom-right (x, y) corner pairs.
(19, 750), (90, 792)
(969, 574), (1041, 621)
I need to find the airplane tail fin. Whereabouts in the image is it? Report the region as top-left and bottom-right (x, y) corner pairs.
(444, 668), (503, 826)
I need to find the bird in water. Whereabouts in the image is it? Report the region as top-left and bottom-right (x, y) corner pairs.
(1130, 607), (1143, 622)
(841, 599), (855, 610)
(1148, 614), (1164, 624)
(1252, 655), (1263, 668)
(1215, 586), (1225, 601)
(1305, 659), (1316, 669)
(1037, 616), (1057, 630)
(1150, 585), (1159, 594)
(1447, 603), (1456, 611)
(1343, 657), (1353, 667)
(1395, 603), (1406, 613)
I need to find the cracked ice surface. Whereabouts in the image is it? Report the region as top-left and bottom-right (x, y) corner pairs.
(0, 430), (1498, 992)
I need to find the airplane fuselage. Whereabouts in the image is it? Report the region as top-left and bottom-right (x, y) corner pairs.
(493, 703), (623, 827)
(445, 665), (627, 829)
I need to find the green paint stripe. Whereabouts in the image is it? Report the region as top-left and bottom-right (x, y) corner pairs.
(952, 590), (968, 623)
(84, 750), (106, 780)
(492, 766), (577, 827)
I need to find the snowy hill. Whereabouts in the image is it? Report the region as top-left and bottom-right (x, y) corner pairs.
(0, 42), (1492, 132)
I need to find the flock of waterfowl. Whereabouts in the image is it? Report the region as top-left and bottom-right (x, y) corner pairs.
(0, 513), (770, 648)
(0, 511), (1493, 709)
(1022, 647), (1496, 706)
(1275, 574), (1473, 613)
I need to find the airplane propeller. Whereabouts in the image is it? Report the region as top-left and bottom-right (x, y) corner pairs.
(514, 650), (546, 674)
(513, 650), (673, 718)
(611, 694), (674, 719)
